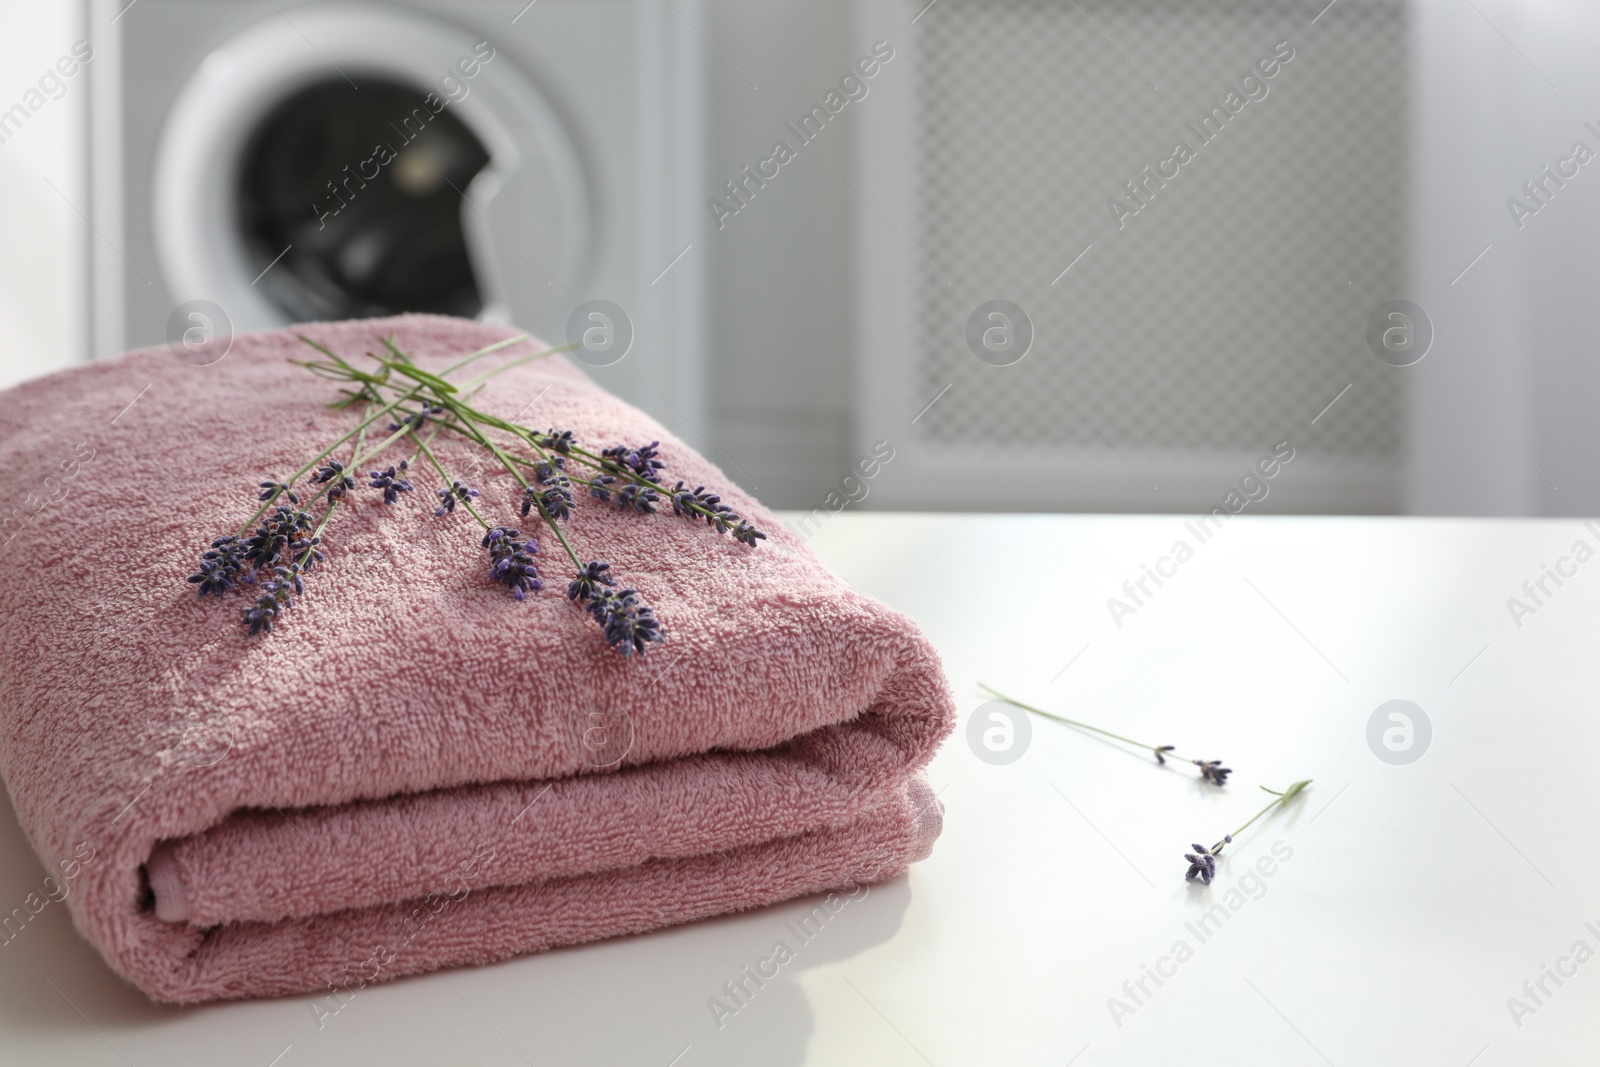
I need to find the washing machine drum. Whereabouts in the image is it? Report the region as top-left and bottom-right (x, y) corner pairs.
(239, 77), (491, 321)
(153, 5), (588, 336)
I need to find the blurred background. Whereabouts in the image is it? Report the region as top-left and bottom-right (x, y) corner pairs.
(3, 0), (1599, 517)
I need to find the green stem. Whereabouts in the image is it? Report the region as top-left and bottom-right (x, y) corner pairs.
(432, 395), (584, 570)
(409, 431), (490, 529)
(291, 334), (725, 575)
(235, 387), (418, 538)
(290, 415), (434, 516)
(300, 330), (535, 381)
(374, 386), (736, 529)
(296, 499), (339, 568)
(454, 343), (576, 390)
(978, 684), (1202, 767)
(1213, 780), (1312, 854)
(404, 424), (442, 469)
(439, 333), (537, 376)
(349, 421), (368, 469)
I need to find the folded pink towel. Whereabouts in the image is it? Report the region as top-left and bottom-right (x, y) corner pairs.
(0, 314), (953, 1004)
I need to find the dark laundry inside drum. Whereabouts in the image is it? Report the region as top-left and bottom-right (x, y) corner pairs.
(237, 77), (492, 322)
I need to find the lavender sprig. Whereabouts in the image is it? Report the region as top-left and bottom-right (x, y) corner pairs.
(191, 332), (752, 651)
(1184, 780), (1311, 885)
(389, 398), (769, 546)
(190, 335), (540, 635)
(979, 684), (1230, 786)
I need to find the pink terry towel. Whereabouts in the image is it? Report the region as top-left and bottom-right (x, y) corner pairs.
(0, 314), (953, 1004)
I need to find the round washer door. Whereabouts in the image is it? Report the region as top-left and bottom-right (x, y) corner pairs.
(152, 3), (588, 336)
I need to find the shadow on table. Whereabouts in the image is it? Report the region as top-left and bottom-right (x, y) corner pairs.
(0, 783), (912, 1066)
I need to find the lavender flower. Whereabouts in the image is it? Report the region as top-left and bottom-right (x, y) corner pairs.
(587, 588), (663, 656)
(588, 473), (616, 502)
(258, 480), (299, 504)
(483, 526), (541, 600)
(600, 441), (665, 483)
(543, 485), (575, 520)
(245, 505), (313, 569)
(293, 533), (326, 572)
(567, 561), (615, 602)
(389, 404), (442, 431)
(1154, 745), (1176, 765)
(615, 483), (658, 513)
(368, 462), (413, 505)
(242, 564), (304, 636)
(523, 461), (576, 520)
(1184, 843), (1219, 885)
(188, 535), (249, 596)
(435, 480), (479, 516)
(670, 482), (721, 518)
(1194, 759), (1232, 786)
(312, 460), (356, 500)
(666, 482), (764, 544)
(536, 429), (575, 454)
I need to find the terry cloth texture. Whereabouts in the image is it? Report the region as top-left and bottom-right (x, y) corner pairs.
(0, 314), (954, 1003)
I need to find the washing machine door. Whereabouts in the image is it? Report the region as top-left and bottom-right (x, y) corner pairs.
(152, 3), (589, 338)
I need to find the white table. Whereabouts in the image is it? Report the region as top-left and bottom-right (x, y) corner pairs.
(2, 513), (1596, 1065)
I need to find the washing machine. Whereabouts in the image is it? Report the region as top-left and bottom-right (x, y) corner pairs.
(85, 0), (707, 428)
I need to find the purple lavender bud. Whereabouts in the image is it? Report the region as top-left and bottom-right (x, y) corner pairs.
(245, 505), (314, 570)
(367, 465), (414, 505)
(241, 564), (305, 635)
(586, 588), (664, 657)
(1183, 843), (1218, 885)
(541, 485), (575, 520)
(600, 441), (666, 483)
(258, 481), (299, 504)
(312, 461), (356, 500)
(731, 521), (766, 547)
(188, 535), (248, 596)
(615, 484), (658, 513)
(566, 561), (615, 602)
(536, 429), (575, 454)
(435, 480), (478, 516)
(483, 527), (540, 600)
(388, 404), (442, 432)
(291, 533), (325, 572)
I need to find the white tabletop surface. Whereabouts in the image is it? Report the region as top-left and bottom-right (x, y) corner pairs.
(3, 512), (1597, 1066)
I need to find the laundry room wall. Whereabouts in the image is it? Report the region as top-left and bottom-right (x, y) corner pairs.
(0, 0), (87, 393)
(699, 0), (858, 510)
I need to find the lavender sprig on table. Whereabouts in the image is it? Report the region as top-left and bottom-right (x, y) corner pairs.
(978, 684), (1231, 786)
(1185, 780), (1311, 885)
(184, 333), (767, 653)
